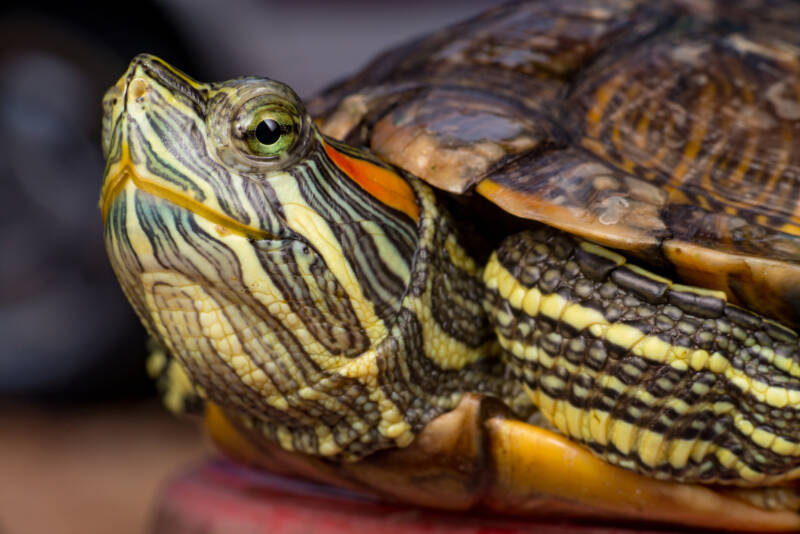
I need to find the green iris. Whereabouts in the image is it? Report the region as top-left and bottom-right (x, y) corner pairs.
(245, 109), (298, 157)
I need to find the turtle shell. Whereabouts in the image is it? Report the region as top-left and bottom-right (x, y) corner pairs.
(311, 0), (800, 330)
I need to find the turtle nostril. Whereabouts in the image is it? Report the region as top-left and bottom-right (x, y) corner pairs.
(129, 77), (148, 102)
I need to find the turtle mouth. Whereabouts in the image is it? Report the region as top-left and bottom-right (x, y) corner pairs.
(100, 148), (278, 241)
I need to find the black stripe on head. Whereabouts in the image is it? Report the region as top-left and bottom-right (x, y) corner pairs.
(253, 238), (371, 358)
(136, 55), (209, 119)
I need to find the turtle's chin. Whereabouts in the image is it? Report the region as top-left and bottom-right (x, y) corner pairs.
(102, 179), (376, 422)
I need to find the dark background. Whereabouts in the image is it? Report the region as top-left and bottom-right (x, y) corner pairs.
(0, 1), (500, 533)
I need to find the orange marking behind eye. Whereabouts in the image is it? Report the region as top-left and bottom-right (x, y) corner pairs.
(323, 140), (419, 223)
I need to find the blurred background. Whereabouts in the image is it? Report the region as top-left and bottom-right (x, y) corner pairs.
(0, 1), (500, 533)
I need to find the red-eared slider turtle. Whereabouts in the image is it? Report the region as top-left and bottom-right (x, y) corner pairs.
(99, 1), (800, 530)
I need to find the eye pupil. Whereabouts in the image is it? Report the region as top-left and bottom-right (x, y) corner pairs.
(255, 119), (281, 145)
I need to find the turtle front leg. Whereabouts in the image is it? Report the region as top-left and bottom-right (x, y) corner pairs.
(206, 393), (800, 531)
(483, 227), (800, 486)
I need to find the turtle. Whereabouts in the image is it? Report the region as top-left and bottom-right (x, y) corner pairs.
(99, 0), (800, 530)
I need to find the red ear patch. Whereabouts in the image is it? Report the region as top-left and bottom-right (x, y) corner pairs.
(323, 140), (419, 223)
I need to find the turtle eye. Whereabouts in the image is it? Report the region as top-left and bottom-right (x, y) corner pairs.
(219, 84), (311, 170)
(245, 110), (298, 157)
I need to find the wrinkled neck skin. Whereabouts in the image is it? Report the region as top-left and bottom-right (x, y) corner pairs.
(101, 59), (521, 458)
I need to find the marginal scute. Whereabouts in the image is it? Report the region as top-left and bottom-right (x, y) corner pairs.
(475, 148), (668, 256)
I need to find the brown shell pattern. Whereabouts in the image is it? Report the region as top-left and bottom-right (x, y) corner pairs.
(312, 0), (800, 329)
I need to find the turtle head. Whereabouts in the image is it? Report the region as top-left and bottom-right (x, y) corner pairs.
(100, 53), (317, 237)
(99, 55), (436, 454)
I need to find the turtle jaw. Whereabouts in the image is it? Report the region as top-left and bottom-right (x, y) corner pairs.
(100, 149), (278, 241)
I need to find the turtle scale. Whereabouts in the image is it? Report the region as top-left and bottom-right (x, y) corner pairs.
(314, 0), (800, 329)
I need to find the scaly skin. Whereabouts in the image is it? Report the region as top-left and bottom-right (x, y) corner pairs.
(485, 229), (800, 485)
